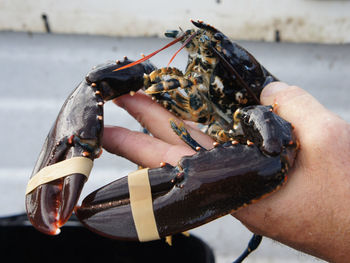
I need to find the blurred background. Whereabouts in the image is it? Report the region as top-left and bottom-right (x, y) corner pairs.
(1, 0), (350, 262)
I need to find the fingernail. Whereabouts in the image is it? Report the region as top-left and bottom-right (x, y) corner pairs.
(261, 82), (289, 99)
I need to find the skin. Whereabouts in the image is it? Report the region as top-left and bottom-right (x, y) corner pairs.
(102, 82), (350, 262)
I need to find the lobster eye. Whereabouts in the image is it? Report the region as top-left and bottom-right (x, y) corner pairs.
(165, 30), (179, 38)
(214, 33), (224, 40)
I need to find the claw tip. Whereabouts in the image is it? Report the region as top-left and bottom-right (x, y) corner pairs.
(54, 228), (61, 235)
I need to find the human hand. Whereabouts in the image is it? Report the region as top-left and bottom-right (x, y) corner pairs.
(234, 82), (350, 263)
(102, 82), (350, 263)
(102, 92), (215, 168)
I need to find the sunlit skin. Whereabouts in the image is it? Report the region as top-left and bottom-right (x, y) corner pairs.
(103, 82), (350, 263)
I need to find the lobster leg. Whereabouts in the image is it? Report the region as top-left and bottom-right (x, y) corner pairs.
(25, 59), (156, 235)
(75, 105), (297, 242)
(169, 119), (205, 151)
(143, 66), (217, 125)
(233, 234), (263, 263)
(144, 67), (199, 94)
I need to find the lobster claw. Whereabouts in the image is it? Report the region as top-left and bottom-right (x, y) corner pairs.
(76, 142), (294, 241)
(25, 59), (155, 235)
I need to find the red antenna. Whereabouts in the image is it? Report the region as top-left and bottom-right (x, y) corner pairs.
(166, 31), (197, 68)
(113, 33), (188, 72)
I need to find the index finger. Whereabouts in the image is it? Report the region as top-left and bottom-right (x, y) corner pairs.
(114, 92), (214, 149)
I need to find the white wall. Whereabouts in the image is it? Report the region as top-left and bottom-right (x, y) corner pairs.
(0, 0), (350, 43)
(1, 0), (350, 43)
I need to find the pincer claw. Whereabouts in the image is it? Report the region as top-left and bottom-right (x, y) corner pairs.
(25, 59), (156, 235)
(25, 156), (93, 234)
(76, 139), (292, 241)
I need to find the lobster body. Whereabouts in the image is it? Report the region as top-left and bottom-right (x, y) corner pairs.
(26, 20), (298, 262)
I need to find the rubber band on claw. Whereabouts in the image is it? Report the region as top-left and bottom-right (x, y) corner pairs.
(128, 168), (160, 242)
(25, 157), (93, 195)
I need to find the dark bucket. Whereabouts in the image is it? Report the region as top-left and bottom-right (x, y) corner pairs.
(0, 213), (215, 263)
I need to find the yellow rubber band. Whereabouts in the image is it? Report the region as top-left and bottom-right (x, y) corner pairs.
(25, 157), (93, 195)
(128, 168), (160, 242)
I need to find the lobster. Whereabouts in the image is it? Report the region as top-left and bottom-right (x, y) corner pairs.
(25, 20), (298, 262)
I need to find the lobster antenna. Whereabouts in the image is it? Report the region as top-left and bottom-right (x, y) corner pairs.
(209, 45), (261, 105)
(167, 31), (197, 68)
(113, 33), (187, 72)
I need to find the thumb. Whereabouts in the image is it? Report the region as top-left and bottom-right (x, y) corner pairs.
(260, 82), (329, 133)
